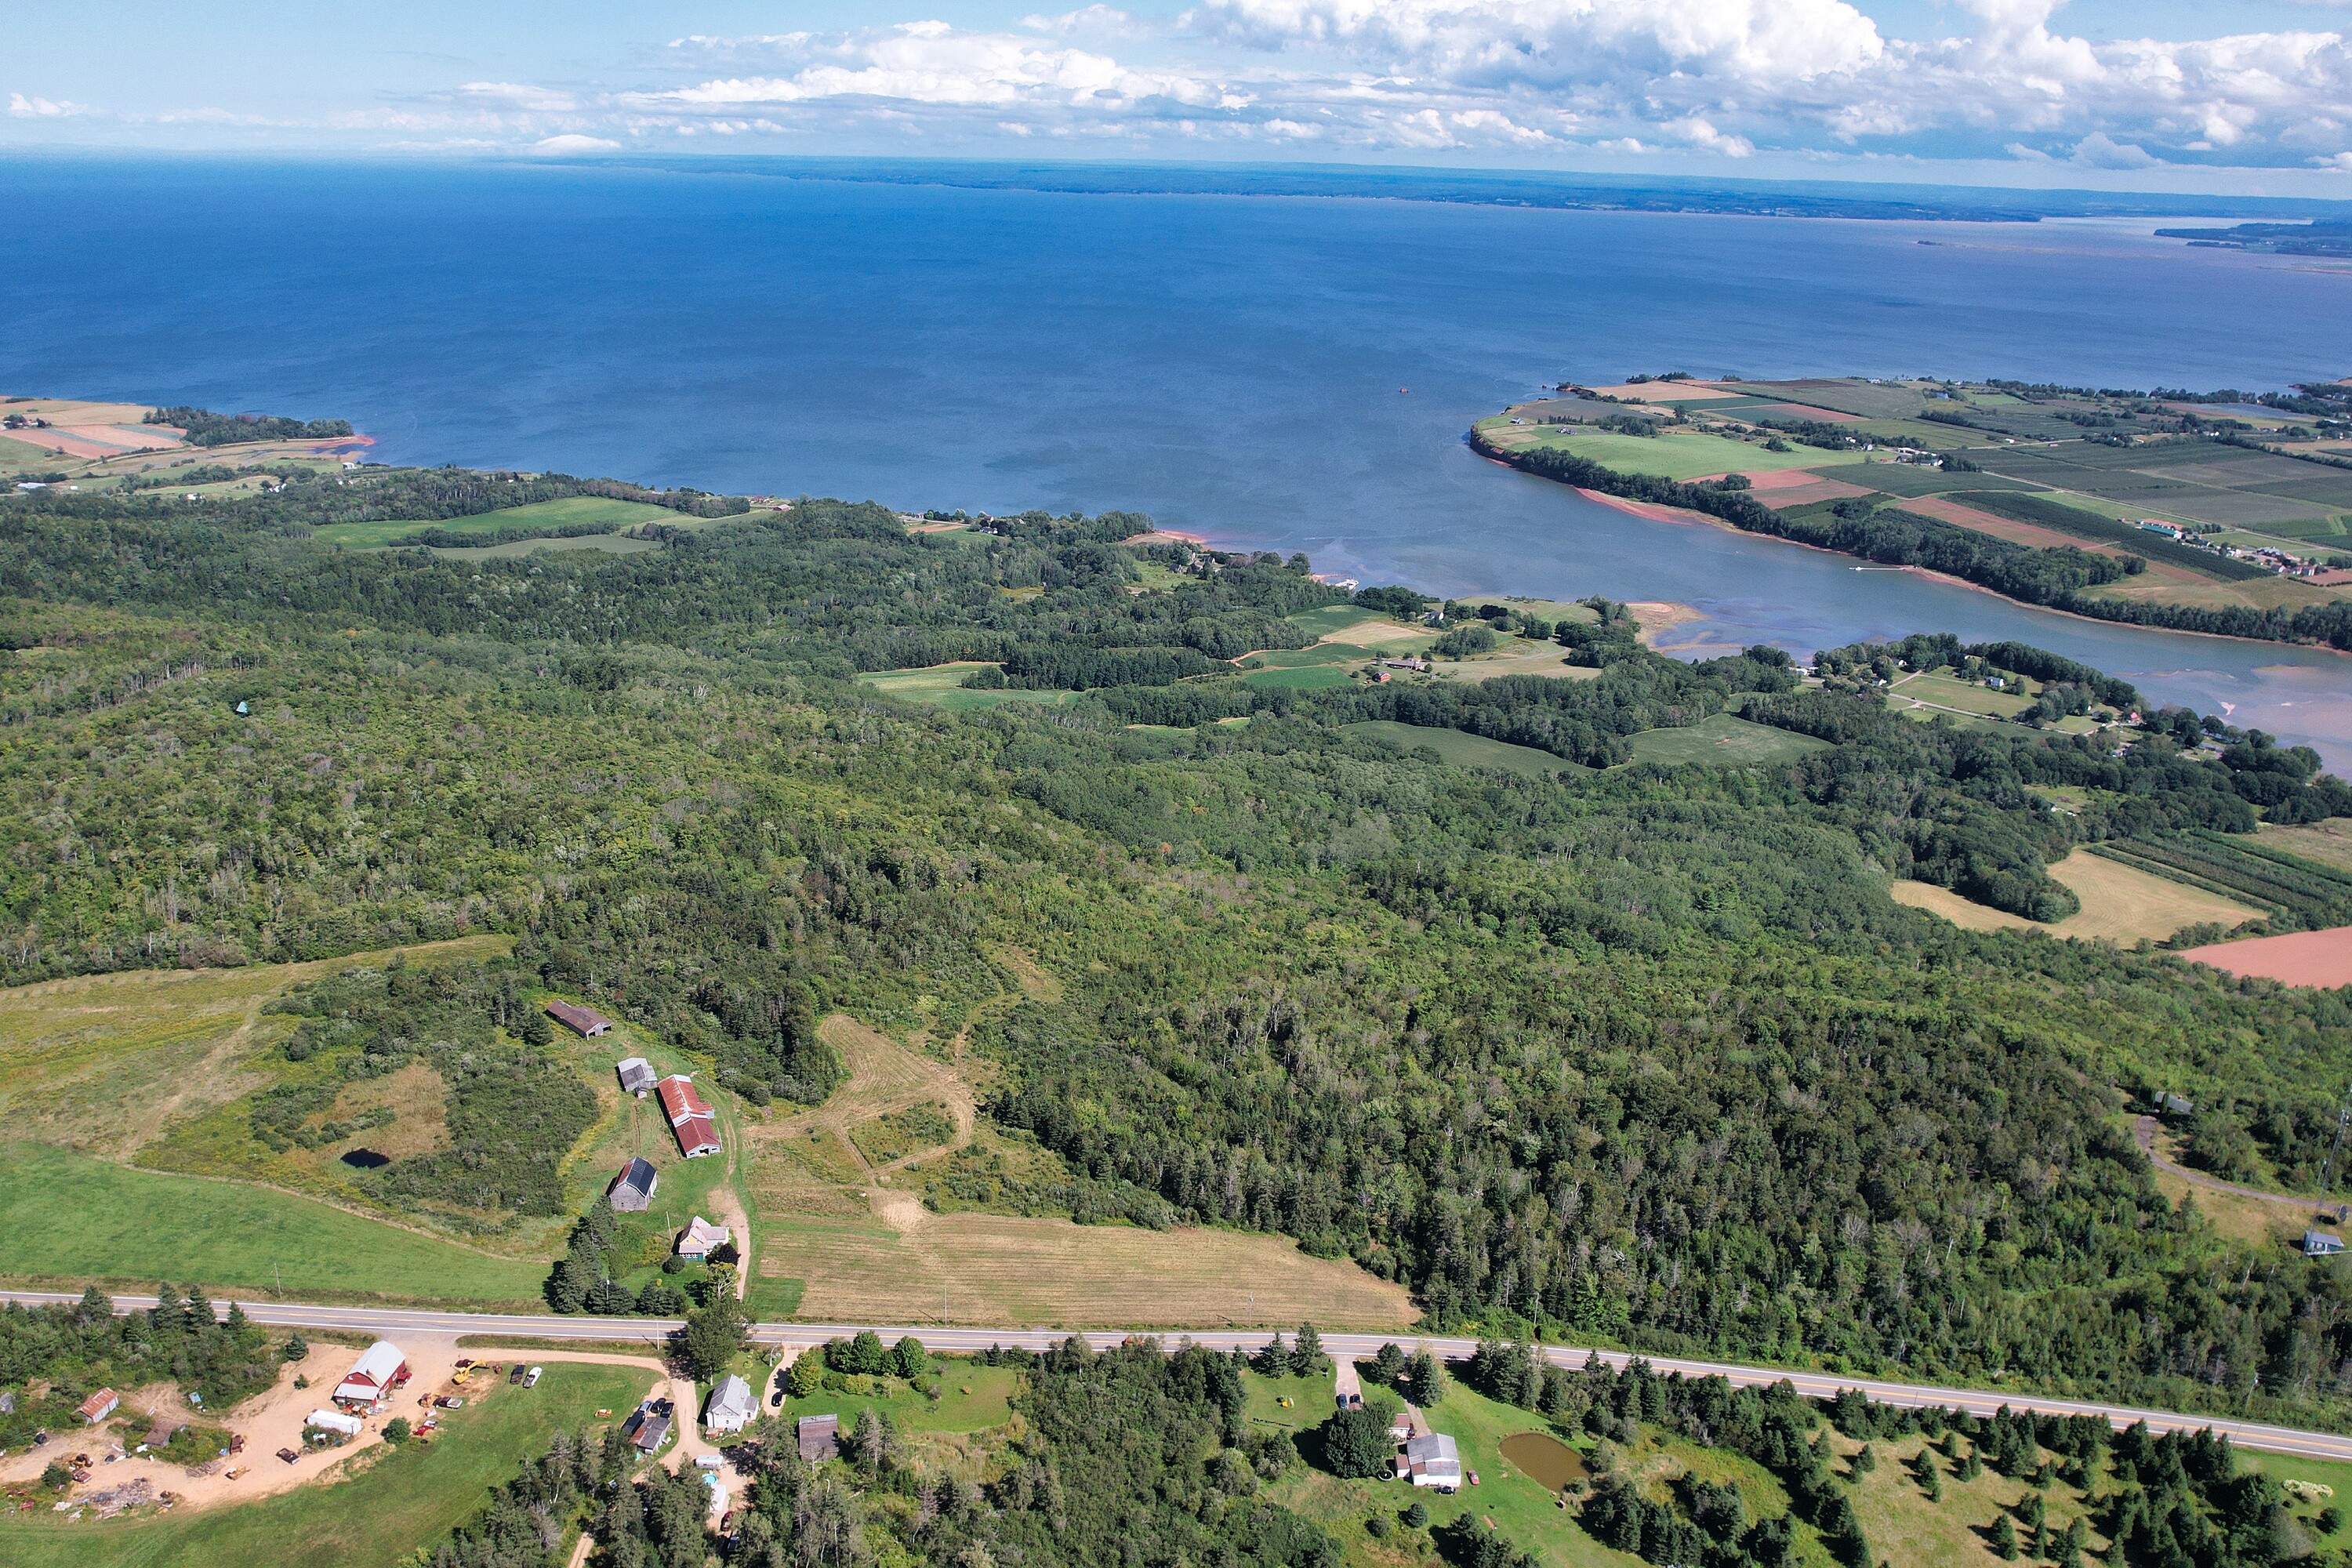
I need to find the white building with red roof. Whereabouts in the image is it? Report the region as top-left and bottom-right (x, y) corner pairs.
(655, 1075), (721, 1159)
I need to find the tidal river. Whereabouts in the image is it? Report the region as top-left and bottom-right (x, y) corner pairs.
(2, 159), (2347, 761)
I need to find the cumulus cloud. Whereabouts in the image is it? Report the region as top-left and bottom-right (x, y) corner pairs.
(603, 4), (2352, 169)
(9, 93), (85, 118)
(2071, 131), (2161, 168)
(639, 22), (1230, 114)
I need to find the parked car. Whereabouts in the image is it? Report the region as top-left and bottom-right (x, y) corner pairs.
(276, 1448), (300, 1465)
(510, 1365), (526, 1385)
(524, 1367), (543, 1388)
(434, 1396), (465, 1410)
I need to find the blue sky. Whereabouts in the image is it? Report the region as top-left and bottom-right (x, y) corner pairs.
(9, 2), (2351, 191)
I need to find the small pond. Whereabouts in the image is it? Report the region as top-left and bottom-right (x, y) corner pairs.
(1498, 1431), (1589, 1491)
(340, 1148), (390, 1170)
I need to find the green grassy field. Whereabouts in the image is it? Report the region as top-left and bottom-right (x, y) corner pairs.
(855, 664), (1077, 712)
(1497, 424), (1864, 482)
(1624, 714), (1830, 768)
(430, 533), (665, 560)
(1888, 669), (2035, 719)
(0, 1143), (550, 1307)
(1344, 721), (1591, 777)
(1285, 606), (1397, 638)
(312, 496), (674, 549)
(0, 1363), (647, 1568)
(777, 1359), (1023, 1438)
(1246, 664), (1356, 691)
(1263, 1374), (1653, 1568)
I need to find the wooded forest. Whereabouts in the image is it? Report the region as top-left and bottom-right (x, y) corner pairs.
(4, 468), (2352, 1440)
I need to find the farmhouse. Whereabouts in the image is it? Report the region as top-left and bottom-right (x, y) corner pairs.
(1399, 1432), (1462, 1490)
(798, 1413), (840, 1463)
(677, 1215), (732, 1261)
(333, 1340), (411, 1406)
(655, 1074), (722, 1160)
(616, 1057), (657, 1096)
(608, 1156), (659, 1212)
(703, 1374), (755, 1434)
(2307, 1230), (2346, 1258)
(78, 1388), (118, 1424)
(545, 999), (612, 1037)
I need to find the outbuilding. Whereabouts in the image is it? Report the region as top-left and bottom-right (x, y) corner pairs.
(304, 1409), (364, 1437)
(77, 1388), (118, 1424)
(656, 1075), (722, 1160)
(616, 1057), (658, 1096)
(798, 1414), (840, 1463)
(608, 1156), (659, 1213)
(2307, 1230), (2346, 1258)
(703, 1374), (755, 1434)
(333, 1340), (411, 1406)
(546, 999), (612, 1037)
(622, 1406), (672, 1454)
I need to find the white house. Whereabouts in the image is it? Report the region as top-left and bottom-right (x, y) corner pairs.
(1399, 1432), (1463, 1490)
(703, 1374), (756, 1434)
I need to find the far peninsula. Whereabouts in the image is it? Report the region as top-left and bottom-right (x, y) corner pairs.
(1473, 372), (2352, 652)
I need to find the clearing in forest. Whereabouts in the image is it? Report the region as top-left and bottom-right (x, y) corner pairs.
(745, 1011), (1414, 1329)
(1889, 849), (2263, 942)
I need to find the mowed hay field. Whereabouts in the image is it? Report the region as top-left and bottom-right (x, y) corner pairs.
(764, 1207), (1414, 1330)
(0, 936), (509, 1158)
(311, 495), (673, 547)
(1890, 848), (2264, 943)
(747, 1011), (1414, 1330)
(855, 663), (1076, 713)
(0, 937), (560, 1307)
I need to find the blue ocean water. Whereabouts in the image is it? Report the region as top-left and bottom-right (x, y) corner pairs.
(4, 158), (2350, 760)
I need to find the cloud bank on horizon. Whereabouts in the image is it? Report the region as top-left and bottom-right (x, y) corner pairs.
(8, 0), (2352, 183)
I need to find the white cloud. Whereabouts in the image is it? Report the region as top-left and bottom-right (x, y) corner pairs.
(641, 23), (1227, 114)
(461, 82), (581, 113)
(530, 133), (619, 154)
(612, 5), (2352, 169)
(2071, 130), (2161, 168)
(9, 93), (85, 118)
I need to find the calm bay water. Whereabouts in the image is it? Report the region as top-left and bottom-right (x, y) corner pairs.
(4, 158), (2349, 760)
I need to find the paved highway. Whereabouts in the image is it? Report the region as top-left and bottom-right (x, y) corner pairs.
(11, 1290), (2350, 1462)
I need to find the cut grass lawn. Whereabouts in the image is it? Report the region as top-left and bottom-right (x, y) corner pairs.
(0, 1142), (550, 1307)
(311, 495), (673, 548)
(779, 1360), (1022, 1437)
(1890, 848), (2263, 944)
(1264, 1375), (1656, 1568)
(1888, 669), (2036, 720)
(1344, 720), (1590, 778)
(1624, 714), (1830, 768)
(855, 663), (1076, 713)
(0, 1363), (647, 1568)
